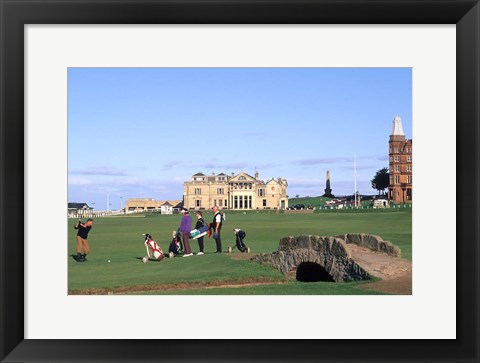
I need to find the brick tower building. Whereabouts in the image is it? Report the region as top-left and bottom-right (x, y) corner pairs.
(388, 116), (412, 203)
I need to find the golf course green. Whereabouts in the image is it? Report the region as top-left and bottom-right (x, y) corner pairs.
(68, 208), (411, 295)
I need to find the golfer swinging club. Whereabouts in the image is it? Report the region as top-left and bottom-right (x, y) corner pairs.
(74, 218), (94, 262)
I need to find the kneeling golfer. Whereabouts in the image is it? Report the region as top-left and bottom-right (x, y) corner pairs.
(74, 218), (94, 262)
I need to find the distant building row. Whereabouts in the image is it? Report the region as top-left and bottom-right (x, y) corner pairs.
(68, 202), (93, 217)
(183, 171), (288, 210)
(124, 199), (182, 214)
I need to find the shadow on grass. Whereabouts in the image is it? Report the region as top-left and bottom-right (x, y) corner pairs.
(134, 256), (170, 262)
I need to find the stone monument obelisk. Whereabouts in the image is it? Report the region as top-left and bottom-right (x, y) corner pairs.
(322, 170), (334, 198)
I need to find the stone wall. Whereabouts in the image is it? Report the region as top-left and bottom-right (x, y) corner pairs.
(251, 235), (370, 282)
(336, 233), (401, 257)
(251, 234), (402, 282)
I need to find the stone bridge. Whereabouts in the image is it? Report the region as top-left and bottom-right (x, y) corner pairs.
(251, 233), (402, 282)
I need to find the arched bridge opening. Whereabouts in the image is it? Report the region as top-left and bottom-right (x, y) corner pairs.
(296, 262), (335, 282)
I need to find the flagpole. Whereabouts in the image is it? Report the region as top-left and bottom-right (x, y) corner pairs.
(354, 153), (357, 207)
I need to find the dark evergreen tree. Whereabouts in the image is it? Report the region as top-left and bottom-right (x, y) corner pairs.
(371, 167), (389, 195)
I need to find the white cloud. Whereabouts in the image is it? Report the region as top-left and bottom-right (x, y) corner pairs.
(68, 175), (94, 186)
(69, 166), (129, 176)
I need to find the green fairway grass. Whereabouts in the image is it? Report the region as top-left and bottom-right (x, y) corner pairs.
(68, 209), (411, 294)
(127, 280), (387, 295)
(288, 196), (332, 208)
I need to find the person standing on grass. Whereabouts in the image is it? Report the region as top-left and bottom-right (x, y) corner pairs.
(74, 218), (94, 262)
(179, 208), (193, 257)
(194, 211), (207, 255)
(211, 205), (223, 253)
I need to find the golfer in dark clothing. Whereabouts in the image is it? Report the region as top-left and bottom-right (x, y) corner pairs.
(211, 206), (223, 253)
(194, 211), (207, 255)
(74, 218), (93, 262)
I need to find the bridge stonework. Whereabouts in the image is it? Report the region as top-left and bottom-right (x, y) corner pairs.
(251, 234), (401, 282)
(338, 233), (401, 257)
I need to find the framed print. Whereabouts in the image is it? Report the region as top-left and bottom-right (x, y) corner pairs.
(65, 66), (414, 296)
(1, 0), (479, 362)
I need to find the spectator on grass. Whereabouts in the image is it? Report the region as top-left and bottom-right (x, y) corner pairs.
(179, 208), (193, 257)
(74, 218), (94, 262)
(195, 211), (207, 255)
(211, 205), (223, 253)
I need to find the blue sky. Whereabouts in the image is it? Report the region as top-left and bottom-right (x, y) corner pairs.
(68, 68), (412, 210)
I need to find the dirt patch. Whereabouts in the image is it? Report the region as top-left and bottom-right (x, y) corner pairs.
(69, 276), (284, 295)
(348, 244), (412, 294)
(227, 252), (257, 261)
(203, 281), (287, 289)
(360, 274), (412, 295)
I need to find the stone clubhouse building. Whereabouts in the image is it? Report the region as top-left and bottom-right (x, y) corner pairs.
(183, 171), (288, 211)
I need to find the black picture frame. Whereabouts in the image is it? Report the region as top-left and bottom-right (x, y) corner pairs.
(1, 1), (478, 362)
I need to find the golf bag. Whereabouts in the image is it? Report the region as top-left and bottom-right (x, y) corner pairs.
(168, 229), (183, 255)
(143, 234), (165, 261)
(189, 225), (209, 240)
(230, 228), (248, 253)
